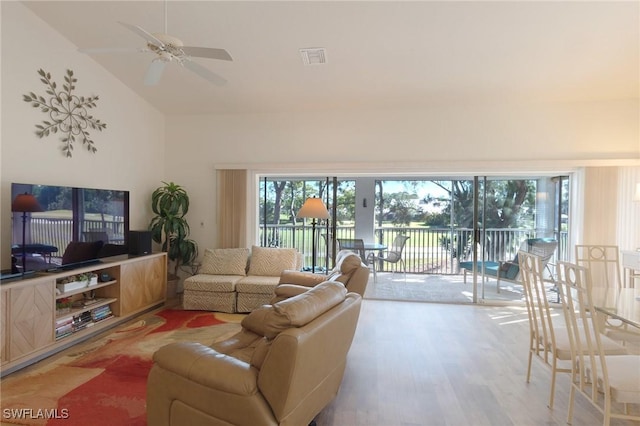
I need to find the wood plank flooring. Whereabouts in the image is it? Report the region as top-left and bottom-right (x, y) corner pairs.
(315, 299), (639, 426)
(3, 296), (638, 425)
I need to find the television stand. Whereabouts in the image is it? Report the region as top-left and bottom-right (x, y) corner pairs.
(1, 253), (167, 376)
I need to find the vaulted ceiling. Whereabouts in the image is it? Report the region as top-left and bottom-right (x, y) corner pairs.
(22, 1), (639, 115)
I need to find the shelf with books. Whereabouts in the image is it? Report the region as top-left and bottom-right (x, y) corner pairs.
(54, 300), (116, 341)
(55, 297), (116, 322)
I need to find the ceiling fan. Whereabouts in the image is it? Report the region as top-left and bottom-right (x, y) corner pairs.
(79, 3), (232, 86)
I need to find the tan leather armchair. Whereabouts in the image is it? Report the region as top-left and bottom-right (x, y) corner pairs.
(272, 250), (369, 303)
(147, 281), (362, 426)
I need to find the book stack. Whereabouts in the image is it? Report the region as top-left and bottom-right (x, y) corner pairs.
(72, 311), (93, 332)
(91, 305), (113, 323)
(55, 317), (73, 340)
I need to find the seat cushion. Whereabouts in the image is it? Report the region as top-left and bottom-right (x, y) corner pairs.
(200, 248), (250, 276)
(236, 276), (281, 294)
(603, 355), (640, 402)
(459, 261), (500, 277)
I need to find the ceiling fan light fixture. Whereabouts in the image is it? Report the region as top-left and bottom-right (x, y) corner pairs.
(158, 51), (173, 62)
(300, 48), (327, 66)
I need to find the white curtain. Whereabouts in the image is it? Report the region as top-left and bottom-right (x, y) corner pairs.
(580, 165), (640, 251)
(616, 166), (640, 251)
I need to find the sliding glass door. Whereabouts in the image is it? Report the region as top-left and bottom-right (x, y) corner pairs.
(258, 177), (351, 272)
(257, 174), (569, 304)
(463, 176), (566, 304)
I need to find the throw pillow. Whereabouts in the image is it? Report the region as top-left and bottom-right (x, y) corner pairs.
(248, 246), (298, 277)
(200, 248), (250, 276)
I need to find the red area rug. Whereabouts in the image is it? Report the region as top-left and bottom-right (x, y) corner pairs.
(0, 309), (243, 425)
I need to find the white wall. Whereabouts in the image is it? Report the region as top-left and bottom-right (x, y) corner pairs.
(1, 3), (166, 268)
(165, 100), (639, 252)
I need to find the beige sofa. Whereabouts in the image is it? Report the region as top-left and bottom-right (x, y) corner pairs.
(183, 246), (302, 313)
(147, 281), (362, 426)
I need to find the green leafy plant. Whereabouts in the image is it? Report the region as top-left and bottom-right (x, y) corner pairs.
(149, 181), (198, 279)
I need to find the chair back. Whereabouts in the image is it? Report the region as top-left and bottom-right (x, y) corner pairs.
(556, 261), (611, 406)
(337, 238), (367, 264)
(575, 245), (623, 289)
(386, 235), (409, 262)
(508, 238), (557, 282)
(519, 251), (558, 365)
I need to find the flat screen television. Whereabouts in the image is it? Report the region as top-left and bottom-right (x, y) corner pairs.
(9, 182), (130, 275)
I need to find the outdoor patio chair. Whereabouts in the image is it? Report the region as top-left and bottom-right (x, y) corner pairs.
(368, 235), (410, 282)
(337, 238), (368, 265)
(459, 238), (557, 293)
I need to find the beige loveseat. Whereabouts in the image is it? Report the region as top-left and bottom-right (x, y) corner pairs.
(183, 246), (302, 313)
(147, 281), (362, 426)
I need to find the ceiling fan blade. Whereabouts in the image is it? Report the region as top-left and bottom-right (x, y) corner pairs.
(118, 21), (165, 48)
(181, 46), (233, 61)
(182, 60), (227, 86)
(144, 60), (167, 86)
(79, 47), (148, 54)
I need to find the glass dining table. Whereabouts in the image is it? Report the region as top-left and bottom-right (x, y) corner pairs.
(337, 240), (387, 251)
(592, 286), (640, 329)
(336, 239), (387, 264)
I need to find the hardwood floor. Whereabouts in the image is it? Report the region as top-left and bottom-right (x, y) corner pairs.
(315, 299), (639, 426)
(3, 294), (638, 425)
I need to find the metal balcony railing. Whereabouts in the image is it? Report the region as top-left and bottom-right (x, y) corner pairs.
(260, 224), (569, 274)
(15, 217), (126, 259)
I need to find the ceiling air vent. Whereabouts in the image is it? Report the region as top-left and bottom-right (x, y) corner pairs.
(299, 48), (327, 65)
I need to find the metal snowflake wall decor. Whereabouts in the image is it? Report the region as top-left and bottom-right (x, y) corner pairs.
(23, 69), (107, 158)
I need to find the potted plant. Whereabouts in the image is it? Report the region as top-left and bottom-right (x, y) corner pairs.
(149, 181), (198, 282)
